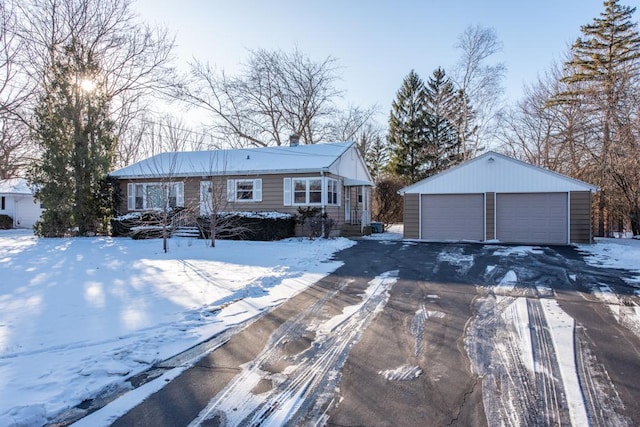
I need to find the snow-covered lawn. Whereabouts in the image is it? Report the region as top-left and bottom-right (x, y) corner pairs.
(579, 237), (640, 283)
(2, 225), (639, 427)
(0, 230), (354, 426)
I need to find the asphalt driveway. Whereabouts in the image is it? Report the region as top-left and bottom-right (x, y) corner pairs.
(107, 240), (640, 426)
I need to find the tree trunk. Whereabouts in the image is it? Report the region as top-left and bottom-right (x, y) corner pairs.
(630, 208), (640, 236)
(210, 213), (216, 248)
(598, 191), (606, 237)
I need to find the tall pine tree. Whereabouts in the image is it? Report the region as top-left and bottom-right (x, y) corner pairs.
(29, 41), (116, 236)
(559, 0), (640, 236)
(387, 70), (429, 184)
(422, 68), (470, 177)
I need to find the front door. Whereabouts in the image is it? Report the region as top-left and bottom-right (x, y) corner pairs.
(200, 181), (213, 216)
(345, 188), (351, 222)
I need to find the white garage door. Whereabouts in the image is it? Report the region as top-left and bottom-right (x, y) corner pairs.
(421, 194), (484, 241)
(496, 193), (567, 245)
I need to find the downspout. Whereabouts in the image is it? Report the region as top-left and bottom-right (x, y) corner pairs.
(360, 184), (365, 234)
(13, 197), (18, 228)
(321, 170), (326, 237)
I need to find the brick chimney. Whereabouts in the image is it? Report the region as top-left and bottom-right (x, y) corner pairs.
(289, 133), (300, 147)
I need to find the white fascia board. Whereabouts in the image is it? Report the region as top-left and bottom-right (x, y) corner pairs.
(110, 168), (333, 180)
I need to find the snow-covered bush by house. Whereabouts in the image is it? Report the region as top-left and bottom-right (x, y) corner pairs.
(0, 214), (12, 229)
(197, 211), (296, 241)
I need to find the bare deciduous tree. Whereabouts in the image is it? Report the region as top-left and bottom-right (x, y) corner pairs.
(498, 60), (593, 178)
(328, 104), (378, 142)
(0, 0), (34, 178)
(372, 177), (403, 226)
(181, 48), (372, 147)
(115, 114), (211, 169)
(17, 0), (177, 153)
(452, 25), (506, 157)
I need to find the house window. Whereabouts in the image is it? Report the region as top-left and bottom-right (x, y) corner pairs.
(127, 182), (184, 211)
(293, 178), (322, 205)
(227, 179), (262, 202)
(327, 179), (339, 205)
(283, 177), (341, 206)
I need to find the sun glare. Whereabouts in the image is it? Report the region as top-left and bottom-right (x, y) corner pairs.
(79, 78), (96, 92)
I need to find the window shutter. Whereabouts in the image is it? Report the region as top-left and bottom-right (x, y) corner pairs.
(283, 178), (291, 206)
(254, 179), (262, 201)
(227, 179), (235, 202)
(176, 182), (184, 207)
(337, 181), (342, 206)
(127, 183), (135, 210)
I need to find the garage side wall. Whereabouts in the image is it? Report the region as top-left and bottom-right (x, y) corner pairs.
(486, 192), (495, 240)
(570, 191), (592, 243)
(403, 193), (420, 239)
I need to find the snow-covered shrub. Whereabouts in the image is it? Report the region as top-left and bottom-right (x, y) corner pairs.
(197, 211), (296, 241)
(296, 207), (335, 238)
(110, 208), (186, 237)
(0, 214), (12, 229)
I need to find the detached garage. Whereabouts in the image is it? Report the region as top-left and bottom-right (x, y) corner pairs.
(399, 152), (598, 245)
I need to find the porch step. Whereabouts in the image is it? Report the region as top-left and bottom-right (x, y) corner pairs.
(341, 224), (372, 237)
(172, 226), (201, 238)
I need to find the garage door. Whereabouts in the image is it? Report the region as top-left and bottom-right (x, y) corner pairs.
(421, 194), (484, 241)
(496, 193), (567, 245)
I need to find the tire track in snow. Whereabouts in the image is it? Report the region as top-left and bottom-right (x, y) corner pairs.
(527, 298), (571, 425)
(573, 326), (631, 427)
(466, 265), (618, 426)
(188, 271), (399, 426)
(588, 283), (640, 341)
(378, 304), (445, 382)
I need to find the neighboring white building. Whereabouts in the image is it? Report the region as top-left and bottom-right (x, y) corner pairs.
(0, 178), (44, 229)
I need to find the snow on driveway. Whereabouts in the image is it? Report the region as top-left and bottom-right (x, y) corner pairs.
(188, 270), (399, 426)
(465, 238), (640, 426)
(2, 228), (639, 427)
(0, 230), (354, 426)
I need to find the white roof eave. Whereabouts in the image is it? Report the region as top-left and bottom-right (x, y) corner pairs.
(109, 167), (336, 179)
(344, 178), (374, 186)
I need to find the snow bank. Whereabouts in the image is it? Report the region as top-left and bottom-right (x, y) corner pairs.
(579, 238), (640, 283)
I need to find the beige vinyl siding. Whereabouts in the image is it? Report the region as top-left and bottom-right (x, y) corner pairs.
(485, 192), (495, 240)
(404, 193), (420, 239)
(117, 181), (128, 214)
(325, 205), (345, 230)
(118, 173), (346, 225)
(184, 178), (200, 209)
(199, 173), (330, 214)
(570, 191), (592, 243)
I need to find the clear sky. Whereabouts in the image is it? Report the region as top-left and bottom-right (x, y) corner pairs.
(134, 0), (619, 122)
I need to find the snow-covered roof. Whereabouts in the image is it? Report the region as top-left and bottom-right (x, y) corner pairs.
(110, 142), (363, 179)
(0, 178), (32, 195)
(400, 151), (598, 194)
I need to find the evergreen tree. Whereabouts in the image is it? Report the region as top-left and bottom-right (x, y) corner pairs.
(387, 70), (429, 184)
(422, 68), (471, 177)
(29, 41), (116, 236)
(558, 0), (640, 236)
(364, 134), (389, 183)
